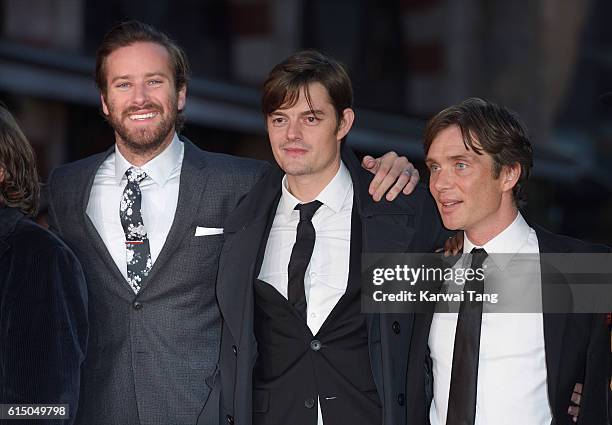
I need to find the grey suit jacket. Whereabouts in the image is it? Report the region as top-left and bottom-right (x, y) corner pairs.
(206, 145), (450, 425)
(47, 137), (268, 425)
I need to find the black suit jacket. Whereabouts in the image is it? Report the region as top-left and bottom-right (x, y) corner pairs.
(0, 207), (88, 425)
(405, 223), (611, 425)
(205, 144), (450, 425)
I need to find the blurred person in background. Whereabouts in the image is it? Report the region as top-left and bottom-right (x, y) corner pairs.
(0, 104), (88, 424)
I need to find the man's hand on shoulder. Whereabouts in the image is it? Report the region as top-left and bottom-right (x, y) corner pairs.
(361, 151), (420, 202)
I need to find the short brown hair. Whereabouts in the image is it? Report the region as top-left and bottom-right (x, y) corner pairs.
(0, 105), (40, 216)
(95, 21), (189, 130)
(262, 49), (353, 133)
(424, 97), (533, 208)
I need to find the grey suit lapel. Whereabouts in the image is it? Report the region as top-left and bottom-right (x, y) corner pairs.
(139, 139), (210, 291)
(76, 146), (130, 292)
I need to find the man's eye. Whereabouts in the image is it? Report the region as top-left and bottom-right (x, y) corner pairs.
(456, 163), (467, 170)
(429, 164), (440, 172)
(305, 116), (319, 124)
(116, 82), (130, 89)
(148, 80), (162, 86)
(271, 117), (285, 126)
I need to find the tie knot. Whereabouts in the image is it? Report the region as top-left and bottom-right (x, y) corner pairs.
(295, 200), (322, 222)
(469, 247), (488, 269)
(126, 167), (147, 184)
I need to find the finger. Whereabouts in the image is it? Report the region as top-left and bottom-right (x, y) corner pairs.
(373, 172), (399, 202)
(369, 159), (393, 200)
(362, 155), (378, 171)
(385, 171), (411, 201)
(401, 168), (420, 195)
(443, 237), (455, 256)
(570, 391), (581, 405)
(573, 383), (583, 395)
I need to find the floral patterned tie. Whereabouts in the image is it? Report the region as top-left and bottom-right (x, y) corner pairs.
(120, 167), (151, 294)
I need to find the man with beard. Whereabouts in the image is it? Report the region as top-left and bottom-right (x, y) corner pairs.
(46, 21), (421, 425)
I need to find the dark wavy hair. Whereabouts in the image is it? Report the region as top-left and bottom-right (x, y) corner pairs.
(95, 20), (190, 131)
(0, 105), (40, 216)
(262, 49), (353, 137)
(423, 97), (533, 208)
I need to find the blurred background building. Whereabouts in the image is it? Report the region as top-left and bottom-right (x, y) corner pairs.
(1, 0), (611, 243)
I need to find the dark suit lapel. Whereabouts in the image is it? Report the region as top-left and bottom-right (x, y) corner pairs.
(536, 227), (568, 414)
(217, 165), (283, 344)
(342, 145), (415, 254)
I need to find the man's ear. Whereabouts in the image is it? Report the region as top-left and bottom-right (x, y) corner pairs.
(0, 167), (5, 184)
(336, 108), (355, 141)
(501, 163), (521, 192)
(177, 85), (187, 111)
(100, 93), (109, 116)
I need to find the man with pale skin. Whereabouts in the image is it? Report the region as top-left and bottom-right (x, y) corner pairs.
(404, 97), (609, 425)
(47, 22), (422, 425)
(211, 50), (448, 425)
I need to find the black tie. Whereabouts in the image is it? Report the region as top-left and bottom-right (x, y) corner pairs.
(287, 200), (322, 320)
(120, 167), (152, 294)
(446, 247), (488, 425)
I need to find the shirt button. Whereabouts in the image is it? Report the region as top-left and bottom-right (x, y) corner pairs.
(310, 340), (322, 351)
(304, 398), (315, 409)
(397, 392), (405, 406)
(311, 272), (317, 278)
(392, 321), (400, 334)
(133, 302), (143, 311)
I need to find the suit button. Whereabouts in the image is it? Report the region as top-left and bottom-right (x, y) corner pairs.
(392, 321), (400, 334)
(232, 345), (237, 356)
(304, 398), (315, 409)
(397, 392), (405, 406)
(133, 302), (142, 311)
(310, 339), (322, 351)
(226, 414), (234, 424)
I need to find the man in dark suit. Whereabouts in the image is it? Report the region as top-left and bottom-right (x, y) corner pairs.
(407, 97), (610, 424)
(47, 22), (420, 425)
(0, 105), (88, 424)
(210, 50), (450, 425)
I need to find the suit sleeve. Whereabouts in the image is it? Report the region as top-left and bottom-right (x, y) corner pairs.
(577, 313), (610, 425)
(2, 245), (88, 425)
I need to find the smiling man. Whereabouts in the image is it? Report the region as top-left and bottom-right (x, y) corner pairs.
(210, 50), (449, 425)
(46, 22), (422, 425)
(405, 97), (610, 425)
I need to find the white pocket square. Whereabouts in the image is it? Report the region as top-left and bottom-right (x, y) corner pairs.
(195, 226), (224, 236)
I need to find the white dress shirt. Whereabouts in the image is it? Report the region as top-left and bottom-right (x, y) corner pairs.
(258, 161), (353, 425)
(429, 212), (552, 425)
(86, 134), (183, 281)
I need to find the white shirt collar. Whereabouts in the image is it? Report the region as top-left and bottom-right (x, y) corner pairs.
(278, 161), (353, 220)
(113, 133), (182, 187)
(463, 211), (532, 269)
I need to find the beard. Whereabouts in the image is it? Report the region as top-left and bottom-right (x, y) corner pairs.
(106, 100), (178, 156)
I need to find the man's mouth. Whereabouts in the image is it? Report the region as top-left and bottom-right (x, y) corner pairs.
(129, 112), (158, 121)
